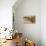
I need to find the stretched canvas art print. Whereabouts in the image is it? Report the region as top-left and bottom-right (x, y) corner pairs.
(23, 16), (36, 24)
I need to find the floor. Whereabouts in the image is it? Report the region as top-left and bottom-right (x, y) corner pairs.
(0, 39), (16, 46)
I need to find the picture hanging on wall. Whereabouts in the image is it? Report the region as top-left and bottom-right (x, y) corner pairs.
(23, 16), (36, 24)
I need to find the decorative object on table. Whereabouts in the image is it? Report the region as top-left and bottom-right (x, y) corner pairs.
(0, 27), (13, 40)
(25, 40), (35, 46)
(23, 16), (36, 24)
(0, 27), (7, 45)
(13, 33), (23, 46)
(6, 29), (13, 40)
(4, 28), (7, 31)
(0, 27), (6, 39)
(15, 29), (18, 33)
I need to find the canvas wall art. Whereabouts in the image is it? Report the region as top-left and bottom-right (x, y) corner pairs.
(23, 16), (36, 24)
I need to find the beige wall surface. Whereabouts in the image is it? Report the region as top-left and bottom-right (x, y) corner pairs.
(13, 0), (41, 46)
(13, 0), (46, 46)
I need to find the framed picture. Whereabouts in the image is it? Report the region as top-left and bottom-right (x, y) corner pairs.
(23, 16), (36, 24)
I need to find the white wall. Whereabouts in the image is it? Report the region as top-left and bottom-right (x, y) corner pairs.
(0, 0), (16, 30)
(13, 0), (41, 46)
(41, 0), (46, 46)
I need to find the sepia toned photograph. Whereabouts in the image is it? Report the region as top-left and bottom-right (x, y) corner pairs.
(23, 16), (36, 24)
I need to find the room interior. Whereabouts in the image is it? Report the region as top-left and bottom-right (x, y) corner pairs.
(0, 0), (46, 46)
